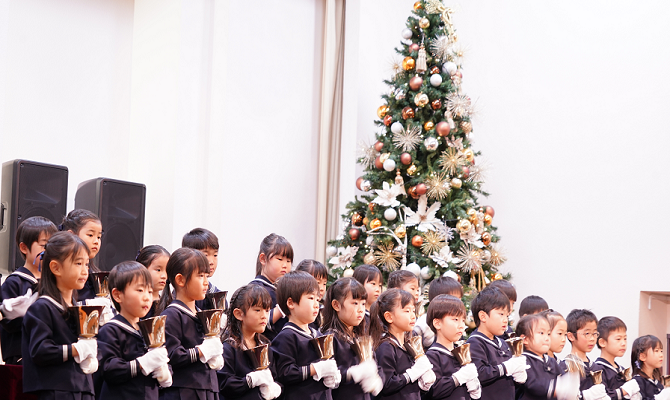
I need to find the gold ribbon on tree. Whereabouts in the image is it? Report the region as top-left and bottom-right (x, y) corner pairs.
(425, 0), (456, 39)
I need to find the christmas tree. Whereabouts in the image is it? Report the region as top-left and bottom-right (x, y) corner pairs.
(326, 0), (510, 304)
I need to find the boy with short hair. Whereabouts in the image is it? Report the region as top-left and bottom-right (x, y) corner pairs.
(591, 317), (640, 400)
(562, 309), (607, 400)
(0, 216), (56, 364)
(414, 277), (463, 348)
(488, 280), (517, 340)
(182, 227), (225, 310)
(272, 271), (340, 400)
(465, 286), (528, 400)
(518, 295), (549, 318)
(387, 270), (420, 302)
(98, 261), (172, 399)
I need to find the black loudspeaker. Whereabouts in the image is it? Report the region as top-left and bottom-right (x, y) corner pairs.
(75, 178), (146, 271)
(0, 160), (68, 273)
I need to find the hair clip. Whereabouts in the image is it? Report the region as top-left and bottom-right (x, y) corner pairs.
(57, 224), (64, 231)
(135, 250), (141, 261)
(35, 250), (45, 272)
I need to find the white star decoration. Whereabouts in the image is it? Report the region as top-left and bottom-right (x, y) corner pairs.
(404, 195), (443, 232)
(372, 182), (404, 208)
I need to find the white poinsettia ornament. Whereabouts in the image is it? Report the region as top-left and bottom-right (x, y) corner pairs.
(431, 245), (460, 268)
(404, 195), (443, 232)
(372, 182), (404, 207)
(328, 246), (359, 270)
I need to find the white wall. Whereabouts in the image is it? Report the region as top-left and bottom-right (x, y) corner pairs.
(343, 0), (670, 364)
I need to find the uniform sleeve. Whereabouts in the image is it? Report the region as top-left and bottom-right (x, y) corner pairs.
(219, 343), (252, 397)
(376, 341), (410, 396)
(272, 333), (311, 384)
(164, 311), (200, 367)
(0, 278), (25, 332)
(467, 338), (505, 385)
(424, 351), (459, 399)
(98, 325), (141, 384)
(523, 360), (556, 399)
(22, 303), (72, 366)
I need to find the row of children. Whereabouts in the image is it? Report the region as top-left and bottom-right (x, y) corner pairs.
(0, 212), (668, 400)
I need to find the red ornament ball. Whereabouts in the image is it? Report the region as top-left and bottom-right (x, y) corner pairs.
(374, 141), (384, 152)
(349, 228), (360, 241)
(400, 152), (412, 165)
(409, 43), (420, 53)
(411, 235), (423, 247)
(375, 156), (383, 169)
(461, 166), (470, 179)
(436, 121), (451, 137)
(409, 76), (423, 91)
(485, 206), (495, 218)
(383, 115), (393, 126)
(431, 99), (442, 110)
(415, 183), (427, 195)
(401, 106), (415, 119)
(356, 177), (364, 190)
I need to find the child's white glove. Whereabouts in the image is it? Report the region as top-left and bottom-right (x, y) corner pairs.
(512, 368), (528, 384)
(207, 355), (224, 370)
(152, 365), (172, 388)
(72, 338), (97, 363)
(0, 289), (38, 320)
(247, 369), (274, 388)
(405, 355), (433, 383)
(502, 356), (528, 375)
(85, 297), (115, 326)
(418, 369), (436, 391)
(466, 379), (482, 399)
(197, 337), (223, 364)
(259, 382), (282, 400)
(347, 360), (378, 383)
(622, 379), (640, 398)
(582, 384), (608, 400)
(323, 372), (341, 389)
(630, 393), (642, 400)
(137, 347), (169, 375)
(555, 371), (580, 400)
(219, 313), (228, 331)
(656, 388), (670, 400)
(361, 373), (384, 395)
(79, 355), (99, 374)
(312, 359), (339, 381)
(452, 363), (478, 385)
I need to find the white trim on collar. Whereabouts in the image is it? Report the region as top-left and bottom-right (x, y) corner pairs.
(108, 319), (143, 338)
(523, 351), (547, 362)
(470, 331), (504, 348)
(595, 359), (622, 372)
(427, 345), (455, 357)
(281, 323), (317, 339)
(251, 278), (276, 290)
(167, 303), (197, 318)
(11, 270), (38, 284)
(41, 295), (65, 311)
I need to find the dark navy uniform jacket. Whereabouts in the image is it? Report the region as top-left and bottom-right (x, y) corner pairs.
(250, 276), (287, 340)
(559, 356), (594, 393)
(217, 339), (280, 400)
(0, 266), (38, 363)
(160, 300), (218, 398)
(466, 329), (515, 400)
(633, 375), (664, 400)
(517, 351), (560, 400)
(271, 322), (332, 400)
(325, 330), (384, 400)
(375, 335), (421, 400)
(97, 314), (161, 400)
(21, 296), (94, 395)
(422, 342), (470, 400)
(591, 358), (627, 400)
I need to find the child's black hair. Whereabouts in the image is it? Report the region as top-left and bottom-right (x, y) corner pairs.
(518, 295), (549, 317)
(516, 313), (549, 344)
(155, 248), (210, 315)
(488, 280), (517, 302)
(256, 233), (294, 276)
(136, 245), (171, 268)
(38, 231), (90, 312)
(428, 277), (463, 301)
(108, 261), (152, 312)
(15, 216), (58, 260)
(565, 309), (598, 340)
(470, 286), (510, 326)
(182, 228), (219, 250)
(295, 259), (328, 281)
(631, 335), (663, 380)
(60, 209), (101, 272)
(369, 288), (415, 349)
(427, 294), (466, 334)
(387, 270), (418, 289)
(276, 270), (318, 317)
(352, 264), (383, 286)
(597, 316), (627, 349)
(322, 277), (368, 339)
(224, 284), (273, 349)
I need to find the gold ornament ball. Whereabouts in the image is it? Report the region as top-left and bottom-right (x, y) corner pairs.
(377, 105), (389, 119)
(492, 272), (503, 281)
(424, 121), (434, 131)
(407, 186), (419, 199)
(430, 66), (440, 74)
(364, 252), (376, 265)
(411, 235), (424, 247)
(457, 219), (472, 233)
(380, 153), (390, 164)
(363, 217), (369, 226)
(460, 121), (472, 134)
(343, 268), (354, 277)
(463, 149), (475, 162)
(351, 212), (363, 226)
(370, 219), (382, 230)
(407, 164), (418, 175)
(413, 1), (423, 10)
(467, 208), (476, 218)
(394, 225), (406, 239)
(419, 18), (430, 29)
(414, 93), (429, 107)
(431, 99), (442, 110)
(383, 115), (393, 126)
(401, 106), (415, 119)
(403, 57), (415, 71)
(482, 231), (492, 246)
(451, 177), (462, 188)
(368, 202), (376, 212)
(484, 215), (493, 225)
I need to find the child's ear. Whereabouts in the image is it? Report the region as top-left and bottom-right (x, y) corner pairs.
(111, 288), (123, 304)
(19, 242), (29, 256)
(478, 310), (488, 323)
(287, 297), (296, 310)
(258, 253), (267, 267)
(383, 311), (394, 325)
(331, 299), (341, 312)
(522, 334), (530, 346)
(639, 351), (648, 362)
(49, 260), (62, 277)
(567, 332), (576, 342)
(233, 308), (244, 321)
(174, 273), (186, 287)
(598, 337), (606, 348)
(432, 318), (442, 331)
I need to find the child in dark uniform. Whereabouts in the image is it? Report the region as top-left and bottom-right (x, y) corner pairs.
(98, 261), (172, 400)
(321, 277), (384, 400)
(60, 210), (103, 301)
(561, 309), (606, 400)
(544, 311), (567, 361)
(251, 233), (294, 340)
(182, 228), (226, 311)
(136, 245), (170, 319)
(296, 259), (328, 331)
(1, 216), (56, 364)
(487, 280), (517, 340)
(515, 314), (578, 400)
(465, 286), (527, 400)
(414, 277), (463, 349)
(423, 294), (481, 400)
(631, 335), (669, 400)
(592, 317), (640, 400)
(157, 248), (223, 400)
(371, 288), (435, 400)
(22, 231), (98, 399)
(271, 271), (341, 400)
(352, 264), (382, 335)
(218, 284), (282, 400)
(387, 270), (420, 303)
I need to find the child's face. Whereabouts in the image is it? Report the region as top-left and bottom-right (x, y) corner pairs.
(316, 277), (328, 302)
(53, 248), (89, 291)
(400, 279), (420, 302)
(523, 319), (551, 356)
(182, 270), (208, 301)
(236, 305), (270, 335)
(260, 253), (291, 283)
(22, 231), (49, 267)
(640, 345), (664, 370)
(385, 301), (416, 333)
(479, 307), (509, 337)
(113, 277), (153, 321)
(334, 293), (366, 329)
(550, 319), (568, 354)
(200, 247), (218, 277)
(364, 277), (382, 307)
(288, 291), (320, 326)
(433, 313), (466, 343)
(569, 321), (598, 354)
(147, 255), (169, 294)
(75, 220), (102, 259)
(599, 328), (627, 359)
